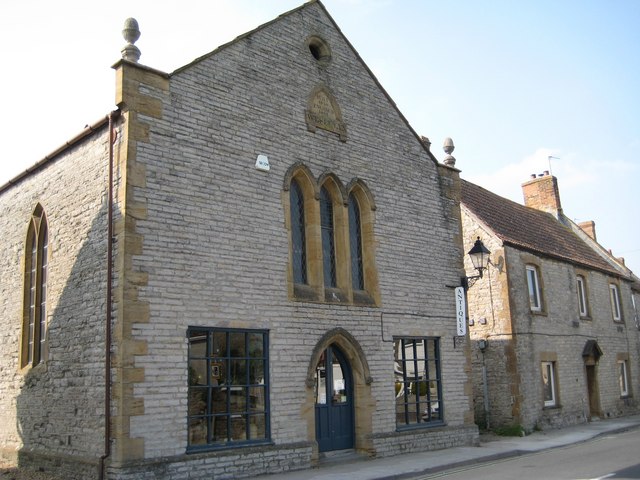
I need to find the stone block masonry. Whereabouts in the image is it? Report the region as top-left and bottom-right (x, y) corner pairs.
(0, 2), (480, 478)
(110, 2), (476, 477)
(0, 127), (113, 478)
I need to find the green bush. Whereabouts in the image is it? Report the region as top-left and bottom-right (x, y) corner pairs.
(493, 424), (525, 437)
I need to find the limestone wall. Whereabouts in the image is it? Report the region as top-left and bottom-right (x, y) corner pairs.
(0, 127), (111, 478)
(462, 204), (640, 433)
(507, 248), (639, 430)
(460, 213), (519, 429)
(110, 2), (475, 477)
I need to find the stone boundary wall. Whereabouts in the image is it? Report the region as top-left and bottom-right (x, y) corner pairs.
(107, 442), (312, 480)
(370, 425), (479, 457)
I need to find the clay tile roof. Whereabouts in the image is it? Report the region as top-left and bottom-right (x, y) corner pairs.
(461, 179), (620, 276)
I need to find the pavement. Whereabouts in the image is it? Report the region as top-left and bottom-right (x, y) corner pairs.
(253, 415), (640, 480)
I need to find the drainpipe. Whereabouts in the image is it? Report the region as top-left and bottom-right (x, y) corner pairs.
(100, 109), (119, 480)
(479, 339), (490, 430)
(482, 359), (490, 430)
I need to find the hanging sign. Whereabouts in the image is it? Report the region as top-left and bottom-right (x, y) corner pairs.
(455, 286), (467, 336)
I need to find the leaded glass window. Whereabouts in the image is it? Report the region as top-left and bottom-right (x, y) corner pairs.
(22, 207), (48, 368)
(348, 194), (364, 291)
(290, 180), (307, 284)
(320, 186), (336, 288)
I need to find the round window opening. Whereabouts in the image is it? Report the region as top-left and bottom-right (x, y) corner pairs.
(307, 36), (331, 64)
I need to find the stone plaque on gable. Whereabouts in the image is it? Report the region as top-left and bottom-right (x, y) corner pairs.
(305, 86), (347, 142)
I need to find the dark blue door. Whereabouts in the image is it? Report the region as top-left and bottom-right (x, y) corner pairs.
(315, 345), (354, 452)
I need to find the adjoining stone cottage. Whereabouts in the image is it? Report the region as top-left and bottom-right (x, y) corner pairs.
(0, 2), (479, 478)
(461, 172), (640, 433)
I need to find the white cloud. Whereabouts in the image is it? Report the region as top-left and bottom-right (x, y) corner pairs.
(468, 147), (638, 206)
(468, 147), (561, 203)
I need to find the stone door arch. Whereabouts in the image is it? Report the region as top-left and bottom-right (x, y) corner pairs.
(303, 328), (375, 458)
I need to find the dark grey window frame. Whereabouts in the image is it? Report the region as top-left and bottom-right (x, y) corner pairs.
(187, 327), (271, 452)
(394, 337), (444, 429)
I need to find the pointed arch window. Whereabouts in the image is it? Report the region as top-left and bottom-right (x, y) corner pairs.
(348, 194), (364, 291)
(22, 206), (48, 368)
(290, 179), (307, 284)
(284, 165), (379, 305)
(320, 186), (337, 288)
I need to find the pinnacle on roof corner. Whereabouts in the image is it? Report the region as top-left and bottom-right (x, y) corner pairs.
(121, 18), (141, 63)
(443, 137), (456, 167)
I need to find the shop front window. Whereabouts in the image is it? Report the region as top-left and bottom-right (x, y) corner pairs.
(188, 328), (269, 450)
(394, 337), (443, 428)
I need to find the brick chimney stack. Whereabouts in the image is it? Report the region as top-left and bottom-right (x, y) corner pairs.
(521, 171), (562, 215)
(578, 220), (597, 241)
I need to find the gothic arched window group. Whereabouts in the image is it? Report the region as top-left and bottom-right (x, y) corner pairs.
(285, 165), (378, 305)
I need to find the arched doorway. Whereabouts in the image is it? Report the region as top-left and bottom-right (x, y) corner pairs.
(314, 344), (354, 452)
(583, 340), (603, 419)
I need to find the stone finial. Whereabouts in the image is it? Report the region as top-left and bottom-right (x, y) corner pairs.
(121, 18), (141, 62)
(443, 137), (456, 167)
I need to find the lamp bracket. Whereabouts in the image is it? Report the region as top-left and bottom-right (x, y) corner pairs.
(461, 271), (483, 291)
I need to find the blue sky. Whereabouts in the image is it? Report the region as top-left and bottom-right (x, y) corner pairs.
(1, 0), (638, 274)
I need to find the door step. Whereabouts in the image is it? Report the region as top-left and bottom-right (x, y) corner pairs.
(319, 449), (365, 465)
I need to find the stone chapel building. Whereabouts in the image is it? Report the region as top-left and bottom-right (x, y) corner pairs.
(461, 172), (640, 433)
(0, 2), (478, 479)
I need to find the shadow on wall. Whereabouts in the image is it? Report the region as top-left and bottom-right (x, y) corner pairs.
(16, 200), (110, 480)
(470, 337), (519, 431)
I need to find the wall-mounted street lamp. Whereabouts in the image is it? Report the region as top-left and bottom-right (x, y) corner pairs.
(462, 237), (491, 290)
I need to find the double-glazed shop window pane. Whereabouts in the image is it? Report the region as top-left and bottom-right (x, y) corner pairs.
(394, 338), (443, 428)
(188, 328), (269, 449)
